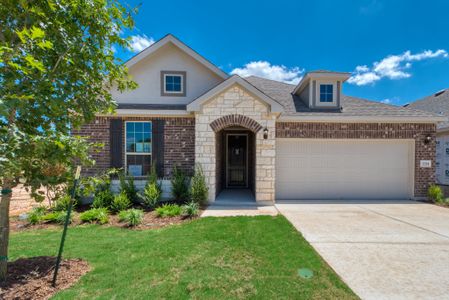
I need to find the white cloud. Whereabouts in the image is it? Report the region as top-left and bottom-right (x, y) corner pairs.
(129, 35), (154, 53)
(380, 99), (392, 104)
(231, 61), (304, 84)
(348, 49), (448, 86)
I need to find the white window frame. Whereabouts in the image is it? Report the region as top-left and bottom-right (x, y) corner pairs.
(163, 73), (184, 94)
(316, 81), (336, 107)
(124, 121), (152, 177)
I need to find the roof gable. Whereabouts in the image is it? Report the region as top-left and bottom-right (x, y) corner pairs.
(187, 75), (284, 113)
(125, 34), (228, 80)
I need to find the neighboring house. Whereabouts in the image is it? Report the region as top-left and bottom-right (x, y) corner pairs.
(73, 34), (444, 203)
(407, 89), (449, 185)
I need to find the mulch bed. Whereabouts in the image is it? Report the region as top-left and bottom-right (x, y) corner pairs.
(0, 256), (90, 300)
(11, 208), (202, 232)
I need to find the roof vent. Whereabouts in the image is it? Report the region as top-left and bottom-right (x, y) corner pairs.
(434, 90), (446, 97)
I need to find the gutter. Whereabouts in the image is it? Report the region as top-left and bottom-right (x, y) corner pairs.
(278, 115), (447, 123)
(98, 109), (193, 117)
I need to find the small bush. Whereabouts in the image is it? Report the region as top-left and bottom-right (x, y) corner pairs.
(182, 202), (199, 218)
(155, 204), (182, 217)
(41, 211), (71, 225)
(190, 164), (208, 205)
(119, 172), (138, 203)
(138, 164), (162, 208)
(110, 192), (131, 213)
(80, 208), (109, 224)
(27, 206), (47, 225)
(428, 184), (444, 203)
(118, 209), (144, 227)
(139, 182), (162, 208)
(92, 189), (114, 209)
(171, 166), (189, 203)
(53, 195), (76, 212)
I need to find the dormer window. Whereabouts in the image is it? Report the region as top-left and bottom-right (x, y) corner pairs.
(161, 71), (186, 96)
(315, 81), (336, 106)
(319, 84), (333, 103)
(292, 71), (350, 110)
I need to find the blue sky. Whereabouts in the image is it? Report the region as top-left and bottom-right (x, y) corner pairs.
(117, 0), (449, 105)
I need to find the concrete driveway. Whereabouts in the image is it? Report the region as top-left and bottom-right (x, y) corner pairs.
(275, 200), (449, 300)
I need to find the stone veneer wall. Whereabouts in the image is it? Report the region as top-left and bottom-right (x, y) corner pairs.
(276, 122), (436, 197)
(195, 85), (277, 202)
(72, 116), (195, 177)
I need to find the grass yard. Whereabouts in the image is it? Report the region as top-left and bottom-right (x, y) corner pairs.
(9, 215), (357, 299)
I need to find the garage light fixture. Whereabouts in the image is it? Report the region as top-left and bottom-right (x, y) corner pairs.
(263, 128), (268, 139)
(424, 135), (432, 144)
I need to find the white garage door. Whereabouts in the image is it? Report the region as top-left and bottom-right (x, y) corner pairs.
(276, 139), (414, 200)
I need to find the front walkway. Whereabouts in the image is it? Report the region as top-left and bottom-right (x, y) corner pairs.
(201, 189), (278, 217)
(276, 200), (449, 300)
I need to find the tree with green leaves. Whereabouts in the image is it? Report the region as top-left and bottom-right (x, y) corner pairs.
(0, 0), (138, 281)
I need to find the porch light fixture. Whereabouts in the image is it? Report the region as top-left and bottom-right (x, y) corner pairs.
(263, 127), (269, 139)
(424, 134), (432, 144)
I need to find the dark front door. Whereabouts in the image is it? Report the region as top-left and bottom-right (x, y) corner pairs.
(226, 134), (247, 188)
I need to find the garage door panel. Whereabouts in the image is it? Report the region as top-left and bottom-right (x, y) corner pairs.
(275, 139), (413, 200)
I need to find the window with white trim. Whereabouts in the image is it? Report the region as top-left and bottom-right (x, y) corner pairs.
(164, 74), (183, 93)
(125, 122), (152, 176)
(319, 84), (333, 103)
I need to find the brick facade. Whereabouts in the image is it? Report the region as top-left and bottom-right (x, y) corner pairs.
(72, 116), (195, 177)
(276, 122), (436, 197)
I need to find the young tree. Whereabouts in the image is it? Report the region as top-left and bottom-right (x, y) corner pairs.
(0, 0), (137, 280)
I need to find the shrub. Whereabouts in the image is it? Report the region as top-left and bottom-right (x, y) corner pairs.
(118, 209), (144, 227)
(148, 163), (159, 187)
(110, 192), (131, 213)
(80, 208), (109, 224)
(428, 184), (444, 203)
(182, 202), (199, 218)
(53, 195), (76, 212)
(189, 164), (208, 205)
(139, 182), (162, 208)
(27, 206), (47, 225)
(119, 172), (138, 203)
(155, 204), (182, 217)
(171, 166), (189, 203)
(139, 164), (162, 208)
(92, 189), (114, 209)
(41, 211), (71, 225)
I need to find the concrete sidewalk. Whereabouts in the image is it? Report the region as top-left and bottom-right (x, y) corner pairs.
(276, 200), (449, 300)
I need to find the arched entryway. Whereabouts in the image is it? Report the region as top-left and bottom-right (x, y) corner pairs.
(210, 115), (263, 201)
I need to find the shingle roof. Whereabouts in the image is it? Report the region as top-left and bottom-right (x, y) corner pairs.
(407, 89), (449, 129)
(244, 76), (439, 118)
(117, 103), (187, 110)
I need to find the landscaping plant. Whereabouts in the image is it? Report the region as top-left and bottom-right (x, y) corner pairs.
(80, 208), (109, 225)
(0, 0), (137, 280)
(189, 164), (209, 205)
(119, 172), (138, 204)
(41, 211), (71, 225)
(170, 166), (189, 203)
(140, 183), (162, 209)
(155, 204), (182, 218)
(139, 165), (162, 208)
(118, 209), (144, 227)
(428, 184), (444, 203)
(111, 192), (131, 213)
(53, 195), (75, 212)
(27, 206), (47, 225)
(182, 202), (200, 218)
(92, 189), (115, 209)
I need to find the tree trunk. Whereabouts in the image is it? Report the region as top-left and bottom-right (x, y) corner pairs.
(0, 179), (12, 282)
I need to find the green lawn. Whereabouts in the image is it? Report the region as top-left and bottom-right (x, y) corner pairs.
(10, 216), (357, 299)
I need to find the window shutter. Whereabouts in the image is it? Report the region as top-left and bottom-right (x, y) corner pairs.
(110, 119), (123, 168)
(152, 119), (165, 177)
